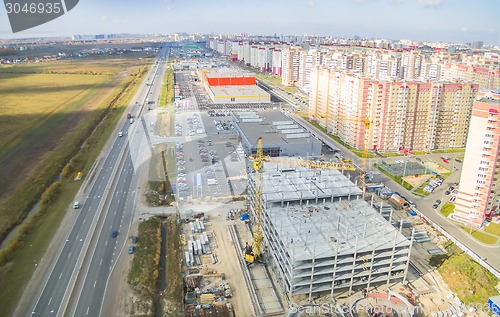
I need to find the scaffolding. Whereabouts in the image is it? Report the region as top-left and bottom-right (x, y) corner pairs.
(247, 163), (412, 301)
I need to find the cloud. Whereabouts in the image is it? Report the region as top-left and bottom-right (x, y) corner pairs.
(460, 26), (469, 33)
(390, 0), (404, 4)
(309, 0), (315, 6)
(419, 0), (444, 8)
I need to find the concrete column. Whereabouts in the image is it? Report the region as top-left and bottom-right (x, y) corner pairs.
(330, 242), (340, 299)
(349, 237), (359, 293)
(403, 228), (415, 285)
(386, 231), (398, 287)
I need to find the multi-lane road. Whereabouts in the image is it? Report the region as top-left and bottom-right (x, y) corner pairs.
(28, 47), (170, 317)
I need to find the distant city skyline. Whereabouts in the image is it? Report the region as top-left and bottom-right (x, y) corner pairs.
(0, 0), (499, 45)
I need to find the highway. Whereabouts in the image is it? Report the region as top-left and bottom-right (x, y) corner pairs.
(29, 46), (170, 317)
(293, 114), (500, 274)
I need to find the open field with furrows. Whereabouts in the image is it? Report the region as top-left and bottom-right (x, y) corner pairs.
(0, 58), (148, 243)
(0, 55), (150, 316)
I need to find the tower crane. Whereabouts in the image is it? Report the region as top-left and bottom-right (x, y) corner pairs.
(244, 137), (356, 264)
(311, 113), (373, 185)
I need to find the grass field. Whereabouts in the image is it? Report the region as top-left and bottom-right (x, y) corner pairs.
(0, 58), (149, 241)
(0, 55), (149, 316)
(434, 241), (499, 304)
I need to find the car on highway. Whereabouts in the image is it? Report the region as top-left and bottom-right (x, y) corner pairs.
(111, 230), (118, 238)
(73, 201), (80, 209)
(454, 158), (462, 163)
(118, 132), (123, 137)
(128, 246), (135, 254)
(432, 200), (442, 209)
(441, 158), (449, 163)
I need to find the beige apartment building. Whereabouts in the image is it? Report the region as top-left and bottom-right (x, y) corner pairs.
(309, 67), (478, 152)
(453, 96), (500, 227)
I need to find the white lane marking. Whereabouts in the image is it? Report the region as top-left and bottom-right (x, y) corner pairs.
(48, 297), (52, 305)
(86, 306), (90, 315)
(94, 280), (97, 288)
(100, 259), (103, 266)
(105, 240), (108, 246)
(59, 273), (63, 279)
(68, 252), (72, 258)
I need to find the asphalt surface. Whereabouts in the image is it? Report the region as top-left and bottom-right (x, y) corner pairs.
(293, 114), (500, 274)
(30, 47), (170, 317)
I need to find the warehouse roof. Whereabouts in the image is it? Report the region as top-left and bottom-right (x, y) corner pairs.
(210, 85), (269, 98)
(204, 68), (255, 78)
(231, 110), (320, 146)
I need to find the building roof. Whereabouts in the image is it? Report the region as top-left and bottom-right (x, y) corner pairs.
(232, 110), (320, 146)
(258, 165), (410, 261)
(210, 85), (269, 98)
(204, 68), (255, 78)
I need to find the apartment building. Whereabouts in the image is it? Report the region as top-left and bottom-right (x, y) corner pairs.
(281, 46), (301, 86)
(453, 97), (500, 228)
(309, 67), (478, 152)
(442, 63), (500, 91)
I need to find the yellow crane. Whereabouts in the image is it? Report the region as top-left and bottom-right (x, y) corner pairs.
(244, 137), (356, 264)
(312, 113), (373, 185)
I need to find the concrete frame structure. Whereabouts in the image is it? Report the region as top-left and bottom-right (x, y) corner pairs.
(454, 97), (500, 227)
(231, 110), (322, 157)
(247, 163), (412, 300)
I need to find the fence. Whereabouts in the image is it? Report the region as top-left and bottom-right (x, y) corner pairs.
(410, 206), (500, 279)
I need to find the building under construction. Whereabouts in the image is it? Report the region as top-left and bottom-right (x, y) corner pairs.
(247, 162), (412, 300)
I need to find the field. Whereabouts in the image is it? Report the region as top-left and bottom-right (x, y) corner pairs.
(0, 58), (149, 242)
(0, 54), (150, 316)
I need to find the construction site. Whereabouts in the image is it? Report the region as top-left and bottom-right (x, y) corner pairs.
(248, 161), (413, 300)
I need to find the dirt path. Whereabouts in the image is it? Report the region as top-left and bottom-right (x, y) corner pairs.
(204, 212), (255, 317)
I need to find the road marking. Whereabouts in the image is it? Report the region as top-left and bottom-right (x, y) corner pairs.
(114, 211), (117, 215)
(100, 259), (103, 266)
(82, 219), (85, 225)
(105, 241), (108, 246)
(68, 252), (72, 258)
(59, 273), (63, 279)
(48, 297), (52, 305)
(86, 306), (90, 315)
(94, 280), (97, 288)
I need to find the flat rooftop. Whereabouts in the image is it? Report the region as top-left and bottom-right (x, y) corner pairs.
(258, 165), (410, 261)
(210, 85), (270, 97)
(204, 68), (255, 78)
(261, 162), (362, 201)
(232, 110), (320, 146)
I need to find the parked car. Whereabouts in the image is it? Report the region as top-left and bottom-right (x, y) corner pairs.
(73, 201), (80, 209)
(432, 200), (442, 209)
(128, 246), (135, 254)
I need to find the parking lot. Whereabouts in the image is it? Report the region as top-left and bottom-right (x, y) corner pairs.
(172, 111), (247, 203)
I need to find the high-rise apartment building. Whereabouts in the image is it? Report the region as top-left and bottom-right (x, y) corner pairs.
(281, 46), (301, 86)
(309, 67), (478, 152)
(453, 96), (500, 228)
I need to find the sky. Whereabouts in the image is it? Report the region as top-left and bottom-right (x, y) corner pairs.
(0, 0), (499, 44)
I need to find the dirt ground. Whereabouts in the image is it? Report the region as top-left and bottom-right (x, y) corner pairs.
(183, 203), (255, 317)
(402, 174), (431, 188)
(423, 161), (450, 174)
